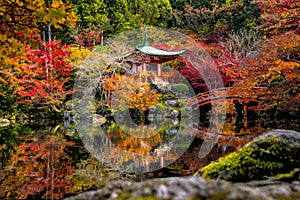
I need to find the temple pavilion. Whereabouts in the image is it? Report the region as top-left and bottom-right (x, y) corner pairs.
(120, 26), (185, 85)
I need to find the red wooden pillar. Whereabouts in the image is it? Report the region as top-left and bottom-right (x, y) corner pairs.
(243, 102), (248, 128)
(135, 63), (138, 73)
(160, 156), (164, 168)
(157, 63), (162, 76)
(142, 63), (146, 72)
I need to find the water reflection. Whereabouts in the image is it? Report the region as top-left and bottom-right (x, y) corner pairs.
(0, 124), (116, 199)
(0, 118), (299, 199)
(76, 113), (197, 174)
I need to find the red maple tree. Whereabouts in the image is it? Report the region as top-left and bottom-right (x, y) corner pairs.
(16, 40), (73, 106)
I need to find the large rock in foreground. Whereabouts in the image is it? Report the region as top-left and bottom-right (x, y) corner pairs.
(200, 129), (300, 182)
(64, 176), (300, 200)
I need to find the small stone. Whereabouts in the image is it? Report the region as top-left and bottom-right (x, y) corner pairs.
(155, 184), (169, 199)
(0, 118), (10, 127)
(143, 187), (152, 196)
(265, 185), (292, 199)
(110, 192), (119, 199)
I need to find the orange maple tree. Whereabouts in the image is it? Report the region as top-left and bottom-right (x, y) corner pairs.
(230, 31), (300, 113)
(109, 75), (162, 113)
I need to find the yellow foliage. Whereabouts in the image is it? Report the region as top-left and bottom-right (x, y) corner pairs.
(44, 1), (77, 29)
(51, 1), (63, 8)
(111, 76), (162, 112)
(68, 46), (91, 67)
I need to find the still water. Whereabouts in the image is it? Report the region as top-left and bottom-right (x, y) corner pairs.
(0, 117), (299, 199)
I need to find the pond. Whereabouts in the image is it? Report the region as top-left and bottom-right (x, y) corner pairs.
(0, 116), (299, 199)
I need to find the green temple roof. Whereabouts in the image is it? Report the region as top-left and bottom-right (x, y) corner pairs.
(135, 26), (185, 56)
(136, 45), (186, 56)
(119, 26), (185, 63)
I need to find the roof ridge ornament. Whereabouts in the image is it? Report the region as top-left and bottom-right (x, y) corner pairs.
(142, 26), (149, 47)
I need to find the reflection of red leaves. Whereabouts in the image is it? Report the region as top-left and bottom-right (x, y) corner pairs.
(1, 136), (74, 199)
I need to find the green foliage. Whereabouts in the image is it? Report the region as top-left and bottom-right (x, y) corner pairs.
(127, 0), (173, 27)
(172, 1), (261, 39)
(199, 137), (300, 182)
(67, 0), (108, 28)
(58, 0), (108, 46)
(173, 83), (189, 96)
(268, 75), (287, 88)
(0, 85), (32, 117)
(65, 0), (172, 39)
(104, 0), (132, 34)
(154, 103), (167, 113)
(161, 93), (176, 101)
(274, 168), (300, 180)
(170, 0), (227, 10)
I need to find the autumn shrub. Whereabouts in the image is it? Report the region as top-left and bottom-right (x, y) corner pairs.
(15, 40), (73, 116)
(113, 76), (162, 113)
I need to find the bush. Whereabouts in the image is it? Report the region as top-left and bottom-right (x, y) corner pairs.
(161, 93), (176, 101)
(172, 83), (189, 96)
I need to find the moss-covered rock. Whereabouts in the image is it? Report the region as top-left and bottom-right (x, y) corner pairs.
(199, 129), (300, 182)
(274, 168), (300, 181)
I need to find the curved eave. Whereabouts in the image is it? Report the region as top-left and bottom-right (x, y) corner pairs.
(136, 46), (186, 56)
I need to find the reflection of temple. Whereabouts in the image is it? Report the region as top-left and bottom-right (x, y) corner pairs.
(121, 26), (185, 85)
(102, 132), (178, 173)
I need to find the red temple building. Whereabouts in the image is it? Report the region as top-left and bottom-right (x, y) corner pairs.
(121, 26), (185, 86)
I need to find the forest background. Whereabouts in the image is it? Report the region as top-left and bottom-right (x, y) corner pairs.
(0, 0), (299, 120)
